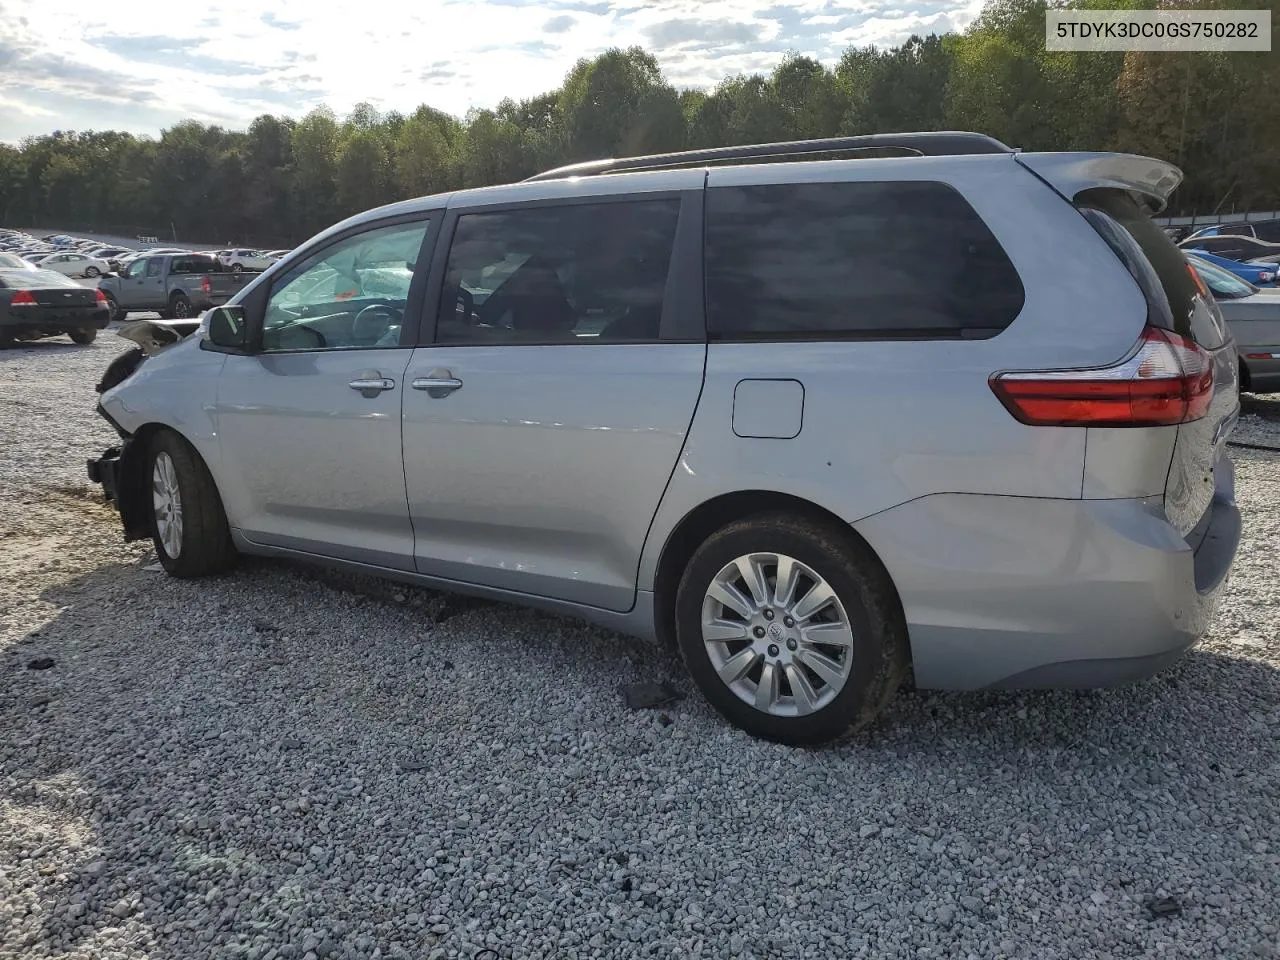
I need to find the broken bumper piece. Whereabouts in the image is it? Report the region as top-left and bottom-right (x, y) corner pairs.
(87, 446), (123, 505)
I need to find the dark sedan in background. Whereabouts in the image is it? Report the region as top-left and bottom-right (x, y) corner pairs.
(0, 268), (111, 346)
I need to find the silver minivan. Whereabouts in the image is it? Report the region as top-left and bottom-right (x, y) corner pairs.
(88, 133), (1242, 744)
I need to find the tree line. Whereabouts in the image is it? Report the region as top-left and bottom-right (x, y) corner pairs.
(1, 0), (1276, 247)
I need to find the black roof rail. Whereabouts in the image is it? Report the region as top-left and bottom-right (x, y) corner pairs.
(523, 132), (1015, 183)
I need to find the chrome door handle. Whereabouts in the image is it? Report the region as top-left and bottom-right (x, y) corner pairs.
(349, 377), (396, 396)
(412, 376), (463, 397)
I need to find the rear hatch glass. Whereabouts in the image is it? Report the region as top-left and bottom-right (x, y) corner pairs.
(1076, 188), (1238, 538)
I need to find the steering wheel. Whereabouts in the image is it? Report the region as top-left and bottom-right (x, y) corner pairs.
(351, 303), (403, 346)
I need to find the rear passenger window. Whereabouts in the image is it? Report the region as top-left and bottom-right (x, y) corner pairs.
(704, 181), (1024, 339)
(436, 199), (680, 344)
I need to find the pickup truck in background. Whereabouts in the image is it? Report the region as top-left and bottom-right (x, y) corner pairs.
(97, 253), (256, 321)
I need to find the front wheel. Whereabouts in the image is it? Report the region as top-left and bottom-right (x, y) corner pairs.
(84, 266), (100, 277)
(230, 263), (243, 274)
(147, 430), (238, 578)
(69, 328), (97, 344)
(675, 513), (909, 745)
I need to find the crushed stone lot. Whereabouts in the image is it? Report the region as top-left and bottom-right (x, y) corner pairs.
(2, 330), (1279, 960)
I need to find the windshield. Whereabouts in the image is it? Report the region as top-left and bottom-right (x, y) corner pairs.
(1186, 254), (1257, 300)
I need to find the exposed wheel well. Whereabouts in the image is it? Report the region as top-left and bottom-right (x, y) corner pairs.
(1239, 358), (1252, 392)
(651, 490), (902, 651)
(114, 423), (176, 541)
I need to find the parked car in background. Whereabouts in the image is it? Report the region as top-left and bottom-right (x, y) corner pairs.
(1180, 233), (1280, 264)
(97, 252), (256, 321)
(1185, 219), (1280, 244)
(1183, 248), (1277, 286)
(36, 251), (111, 278)
(0, 252), (37, 270)
(114, 247), (191, 271)
(87, 133), (1240, 745)
(1187, 252), (1280, 394)
(0, 267), (110, 346)
(214, 248), (274, 273)
(88, 247), (133, 272)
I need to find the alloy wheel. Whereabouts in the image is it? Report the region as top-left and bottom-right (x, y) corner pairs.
(152, 452), (184, 558)
(700, 552), (854, 717)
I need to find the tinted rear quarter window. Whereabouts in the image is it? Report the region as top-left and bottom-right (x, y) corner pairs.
(704, 180), (1025, 339)
(1077, 188), (1225, 349)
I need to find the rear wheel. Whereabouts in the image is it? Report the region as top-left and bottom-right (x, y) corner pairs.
(147, 430), (237, 578)
(675, 512), (909, 745)
(0, 328), (12, 349)
(103, 292), (124, 323)
(170, 293), (193, 320)
(84, 266), (100, 278)
(69, 328), (97, 344)
(231, 263), (243, 274)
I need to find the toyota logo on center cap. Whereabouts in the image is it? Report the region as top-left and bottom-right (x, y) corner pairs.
(767, 622), (786, 641)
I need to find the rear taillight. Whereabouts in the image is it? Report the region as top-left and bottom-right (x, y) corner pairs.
(1259, 271), (1275, 284)
(990, 326), (1214, 427)
(10, 290), (36, 306)
(201, 275), (212, 296)
(94, 288), (108, 306)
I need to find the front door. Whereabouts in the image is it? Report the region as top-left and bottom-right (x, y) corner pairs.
(402, 192), (706, 611)
(214, 217), (437, 570)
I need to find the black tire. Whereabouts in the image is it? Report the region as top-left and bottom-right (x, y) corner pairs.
(103, 292), (124, 323)
(170, 293), (193, 320)
(0, 328), (13, 349)
(146, 430), (237, 578)
(84, 266), (100, 277)
(674, 512), (909, 745)
(69, 328), (98, 344)
(231, 263), (243, 274)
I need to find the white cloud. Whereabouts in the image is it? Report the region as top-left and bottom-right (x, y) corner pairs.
(0, 0), (981, 140)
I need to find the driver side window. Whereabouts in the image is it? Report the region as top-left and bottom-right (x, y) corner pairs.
(262, 219), (432, 353)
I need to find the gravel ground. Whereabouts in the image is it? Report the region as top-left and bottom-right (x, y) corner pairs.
(1, 331), (1278, 960)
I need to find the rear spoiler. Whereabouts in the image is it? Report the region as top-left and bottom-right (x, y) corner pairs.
(1014, 152), (1183, 215)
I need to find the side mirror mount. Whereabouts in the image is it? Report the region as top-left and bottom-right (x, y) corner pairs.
(204, 305), (254, 353)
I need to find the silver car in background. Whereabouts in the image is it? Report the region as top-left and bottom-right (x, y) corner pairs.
(87, 133), (1241, 744)
(1187, 252), (1280, 393)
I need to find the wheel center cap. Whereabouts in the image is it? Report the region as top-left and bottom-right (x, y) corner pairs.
(767, 621), (786, 642)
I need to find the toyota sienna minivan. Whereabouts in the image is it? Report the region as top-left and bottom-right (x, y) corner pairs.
(88, 132), (1241, 744)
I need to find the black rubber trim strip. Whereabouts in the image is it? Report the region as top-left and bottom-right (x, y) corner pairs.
(1227, 440), (1280, 451)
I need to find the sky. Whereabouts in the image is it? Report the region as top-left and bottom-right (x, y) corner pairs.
(0, 0), (984, 143)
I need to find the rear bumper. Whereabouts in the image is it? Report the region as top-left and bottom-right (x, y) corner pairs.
(2, 307), (110, 332)
(855, 468), (1240, 690)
